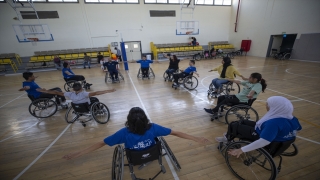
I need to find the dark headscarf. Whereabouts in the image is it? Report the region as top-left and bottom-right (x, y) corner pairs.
(220, 57), (232, 78)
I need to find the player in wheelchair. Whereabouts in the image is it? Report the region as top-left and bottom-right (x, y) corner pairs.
(19, 72), (69, 118)
(62, 107), (208, 179)
(132, 56), (155, 79)
(103, 58), (124, 83)
(37, 82), (116, 127)
(172, 60), (199, 90)
(204, 72), (267, 122)
(163, 53), (180, 82)
(208, 57), (244, 97)
(62, 62), (92, 91)
(216, 96), (302, 179)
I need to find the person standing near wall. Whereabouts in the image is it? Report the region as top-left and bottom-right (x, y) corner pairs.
(97, 52), (104, 64)
(53, 55), (62, 70)
(83, 53), (91, 69)
(115, 47), (122, 62)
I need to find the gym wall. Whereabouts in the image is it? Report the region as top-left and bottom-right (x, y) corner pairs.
(228, 0), (320, 57)
(0, 2), (231, 57)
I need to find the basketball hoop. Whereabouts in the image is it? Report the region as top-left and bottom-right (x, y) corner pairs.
(28, 38), (39, 46)
(186, 31), (193, 35)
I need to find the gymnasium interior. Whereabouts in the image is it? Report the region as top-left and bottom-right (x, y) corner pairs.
(0, 0), (320, 179)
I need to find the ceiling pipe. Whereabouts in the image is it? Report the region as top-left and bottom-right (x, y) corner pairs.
(235, 0), (241, 32)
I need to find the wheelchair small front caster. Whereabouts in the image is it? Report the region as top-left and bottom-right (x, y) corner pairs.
(82, 123), (86, 127)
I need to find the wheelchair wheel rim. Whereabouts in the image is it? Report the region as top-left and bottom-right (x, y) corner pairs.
(159, 137), (181, 171)
(225, 141), (277, 180)
(183, 76), (198, 90)
(65, 106), (79, 123)
(225, 105), (259, 125)
(112, 146), (124, 180)
(91, 103), (110, 124)
(29, 99), (57, 118)
(281, 143), (298, 157)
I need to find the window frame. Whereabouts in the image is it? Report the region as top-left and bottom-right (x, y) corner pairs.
(84, 0), (140, 4)
(5, 0), (80, 3)
(144, 0), (182, 5)
(0, 0), (6, 3)
(195, 0), (232, 6)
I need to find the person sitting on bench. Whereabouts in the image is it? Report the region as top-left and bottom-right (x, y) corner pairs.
(172, 60), (199, 87)
(62, 107), (209, 160)
(62, 62), (92, 88)
(19, 72), (67, 106)
(216, 96), (302, 157)
(37, 82), (116, 106)
(103, 58), (119, 83)
(204, 72), (267, 117)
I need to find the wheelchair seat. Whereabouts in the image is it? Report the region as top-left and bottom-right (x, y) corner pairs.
(238, 98), (256, 106)
(28, 95), (36, 101)
(267, 138), (296, 157)
(125, 140), (162, 166)
(71, 102), (90, 113)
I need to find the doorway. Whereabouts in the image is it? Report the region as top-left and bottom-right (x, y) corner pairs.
(266, 34), (297, 57)
(124, 41), (142, 61)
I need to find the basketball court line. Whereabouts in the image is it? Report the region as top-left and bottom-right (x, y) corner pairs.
(0, 121), (40, 143)
(0, 93), (25, 109)
(13, 124), (71, 180)
(126, 71), (180, 180)
(285, 69), (319, 78)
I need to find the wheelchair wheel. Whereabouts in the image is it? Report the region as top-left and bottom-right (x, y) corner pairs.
(65, 106), (79, 123)
(28, 98), (58, 118)
(149, 68), (155, 78)
(225, 104), (259, 125)
(64, 80), (78, 92)
(163, 72), (169, 81)
(183, 76), (198, 90)
(194, 54), (201, 61)
(225, 82), (240, 95)
(283, 53), (291, 60)
(281, 143), (298, 157)
(225, 141), (277, 180)
(137, 69), (142, 78)
(118, 72), (125, 81)
(159, 137), (181, 171)
(112, 145), (124, 180)
(91, 102), (110, 124)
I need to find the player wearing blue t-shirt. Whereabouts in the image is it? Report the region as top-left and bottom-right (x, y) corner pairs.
(216, 96), (302, 158)
(172, 60), (199, 87)
(62, 107), (209, 160)
(103, 58), (119, 82)
(134, 56), (153, 78)
(62, 62), (92, 88)
(19, 72), (67, 106)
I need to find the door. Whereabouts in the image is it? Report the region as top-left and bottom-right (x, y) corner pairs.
(124, 42), (141, 61)
(280, 34), (297, 52)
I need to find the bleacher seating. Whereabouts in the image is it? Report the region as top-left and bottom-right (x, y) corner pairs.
(28, 46), (111, 69)
(0, 53), (21, 72)
(208, 41), (235, 52)
(150, 42), (203, 60)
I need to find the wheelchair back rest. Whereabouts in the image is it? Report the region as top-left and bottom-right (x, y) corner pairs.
(71, 102), (90, 113)
(64, 78), (68, 82)
(267, 138), (296, 157)
(125, 141), (162, 166)
(28, 95), (36, 102)
(247, 98), (257, 106)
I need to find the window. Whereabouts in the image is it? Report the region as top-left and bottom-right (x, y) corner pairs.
(0, 0), (5, 2)
(145, 0), (180, 4)
(13, 0), (78, 2)
(85, 0), (139, 3)
(195, 0), (231, 5)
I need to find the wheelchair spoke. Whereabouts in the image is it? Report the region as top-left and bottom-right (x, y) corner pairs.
(29, 99), (58, 118)
(92, 103), (110, 124)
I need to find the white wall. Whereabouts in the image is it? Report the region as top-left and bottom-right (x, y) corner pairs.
(0, 2), (231, 57)
(228, 0), (320, 57)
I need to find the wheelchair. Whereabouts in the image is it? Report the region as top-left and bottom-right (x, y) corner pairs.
(137, 67), (155, 79)
(163, 69), (179, 82)
(105, 71), (125, 83)
(171, 72), (198, 90)
(65, 100), (110, 127)
(211, 98), (259, 125)
(64, 78), (89, 92)
(28, 95), (68, 118)
(207, 81), (240, 98)
(217, 122), (299, 180)
(111, 137), (181, 180)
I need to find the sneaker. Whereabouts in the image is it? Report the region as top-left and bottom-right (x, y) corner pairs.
(173, 82), (178, 87)
(204, 108), (214, 114)
(86, 83), (92, 87)
(215, 133), (228, 143)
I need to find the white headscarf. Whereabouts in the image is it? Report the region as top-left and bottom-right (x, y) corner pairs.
(255, 96), (294, 130)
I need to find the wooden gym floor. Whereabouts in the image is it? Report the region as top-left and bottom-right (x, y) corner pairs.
(0, 56), (319, 180)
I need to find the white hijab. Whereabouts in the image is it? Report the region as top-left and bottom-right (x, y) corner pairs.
(255, 96), (294, 130)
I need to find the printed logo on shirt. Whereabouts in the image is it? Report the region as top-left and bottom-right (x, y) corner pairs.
(283, 130), (297, 139)
(132, 139), (153, 150)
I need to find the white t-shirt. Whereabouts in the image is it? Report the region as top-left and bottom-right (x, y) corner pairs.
(64, 91), (91, 104)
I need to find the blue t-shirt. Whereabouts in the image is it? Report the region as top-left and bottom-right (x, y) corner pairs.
(103, 61), (119, 72)
(62, 68), (75, 79)
(256, 117), (302, 142)
(184, 66), (197, 74)
(137, 60), (153, 68)
(23, 81), (42, 98)
(104, 123), (171, 151)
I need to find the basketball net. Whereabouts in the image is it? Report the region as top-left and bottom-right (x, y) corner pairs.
(28, 38), (39, 46)
(186, 31), (193, 35)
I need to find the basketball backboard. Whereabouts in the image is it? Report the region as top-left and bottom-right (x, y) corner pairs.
(176, 21), (199, 35)
(13, 24), (54, 43)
